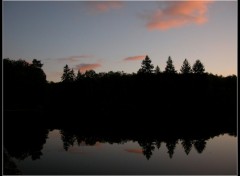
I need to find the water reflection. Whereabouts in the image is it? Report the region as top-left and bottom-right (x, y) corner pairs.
(3, 115), (237, 175)
(4, 127), (235, 161)
(57, 128), (236, 160)
(4, 127), (49, 161)
(4, 127), (237, 175)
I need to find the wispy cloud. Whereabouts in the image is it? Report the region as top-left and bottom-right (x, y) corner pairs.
(123, 55), (145, 61)
(143, 1), (213, 31)
(124, 148), (143, 154)
(59, 54), (94, 62)
(46, 54), (95, 63)
(87, 2), (124, 13)
(74, 63), (101, 73)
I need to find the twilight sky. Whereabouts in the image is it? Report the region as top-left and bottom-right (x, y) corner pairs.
(3, 1), (237, 82)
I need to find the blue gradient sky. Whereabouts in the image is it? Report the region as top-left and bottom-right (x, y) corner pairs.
(3, 1), (237, 82)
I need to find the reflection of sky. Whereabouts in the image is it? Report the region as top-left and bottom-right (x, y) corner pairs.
(14, 130), (237, 175)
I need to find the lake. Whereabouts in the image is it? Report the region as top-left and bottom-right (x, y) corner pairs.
(5, 129), (237, 175)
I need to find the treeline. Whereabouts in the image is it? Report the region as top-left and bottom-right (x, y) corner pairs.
(60, 56), (206, 83)
(3, 57), (237, 129)
(3, 57), (237, 174)
(3, 58), (47, 110)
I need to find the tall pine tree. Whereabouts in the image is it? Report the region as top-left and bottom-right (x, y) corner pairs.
(61, 65), (75, 82)
(137, 55), (154, 74)
(180, 59), (192, 74)
(192, 60), (205, 74)
(155, 65), (161, 74)
(164, 56), (176, 74)
(76, 70), (83, 81)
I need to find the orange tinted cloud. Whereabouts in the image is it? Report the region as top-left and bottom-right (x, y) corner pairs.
(75, 63), (101, 73)
(88, 2), (124, 13)
(124, 55), (145, 61)
(124, 148), (143, 154)
(145, 1), (213, 30)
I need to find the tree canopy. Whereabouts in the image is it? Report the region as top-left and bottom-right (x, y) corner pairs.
(32, 59), (43, 68)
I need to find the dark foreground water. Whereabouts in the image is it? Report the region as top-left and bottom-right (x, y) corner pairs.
(5, 129), (237, 175)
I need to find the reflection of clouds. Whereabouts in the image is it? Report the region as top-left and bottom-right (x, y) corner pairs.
(59, 141), (102, 153)
(124, 148), (143, 154)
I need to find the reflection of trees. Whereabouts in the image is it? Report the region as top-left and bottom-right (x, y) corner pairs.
(155, 140), (161, 150)
(57, 129), (230, 160)
(194, 139), (207, 153)
(4, 150), (22, 175)
(166, 140), (178, 158)
(181, 139), (193, 155)
(138, 140), (155, 160)
(60, 130), (76, 151)
(84, 136), (98, 145)
(4, 126), (49, 160)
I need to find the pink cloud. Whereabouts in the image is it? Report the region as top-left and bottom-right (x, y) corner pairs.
(145, 1), (213, 31)
(124, 148), (143, 154)
(88, 2), (124, 13)
(124, 55), (145, 61)
(75, 63), (101, 73)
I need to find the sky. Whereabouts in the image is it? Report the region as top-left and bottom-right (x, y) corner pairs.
(3, 1), (237, 82)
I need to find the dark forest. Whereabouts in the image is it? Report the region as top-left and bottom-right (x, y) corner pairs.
(3, 56), (236, 131)
(3, 56), (237, 174)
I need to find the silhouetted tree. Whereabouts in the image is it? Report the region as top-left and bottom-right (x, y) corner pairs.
(61, 65), (75, 82)
(70, 69), (76, 80)
(180, 59), (192, 74)
(164, 56), (177, 74)
(155, 65), (161, 74)
(84, 70), (97, 78)
(137, 55), (154, 74)
(32, 59), (43, 68)
(76, 70), (83, 81)
(3, 58), (46, 108)
(192, 60), (205, 74)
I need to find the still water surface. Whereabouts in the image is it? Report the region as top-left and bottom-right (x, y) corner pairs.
(11, 130), (237, 175)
